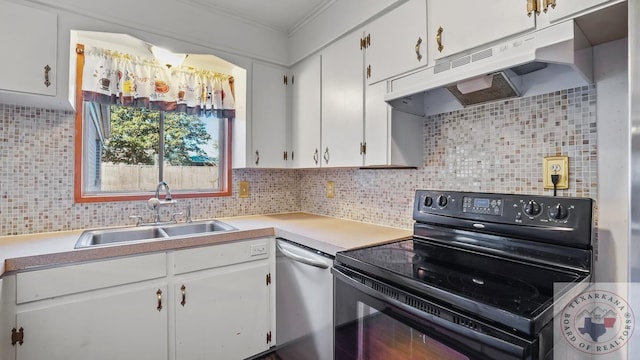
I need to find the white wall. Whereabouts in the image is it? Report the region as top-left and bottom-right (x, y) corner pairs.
(594, 38), (629, 282)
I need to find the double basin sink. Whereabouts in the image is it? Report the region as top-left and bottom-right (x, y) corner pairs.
(75, 220), (237, 249)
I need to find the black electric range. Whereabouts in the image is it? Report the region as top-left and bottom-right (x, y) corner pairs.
(333, 190), (594, 359)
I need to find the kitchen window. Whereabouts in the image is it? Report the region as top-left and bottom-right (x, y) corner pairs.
(74, 43), (234, 203)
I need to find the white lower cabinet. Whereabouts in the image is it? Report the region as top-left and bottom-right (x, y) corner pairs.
(2, 253), (168, 360)
(175, 261), (272, 359)
(1, 237), (275, 360)
(16, 284), (169, 360)
(173, 237), (274, 359)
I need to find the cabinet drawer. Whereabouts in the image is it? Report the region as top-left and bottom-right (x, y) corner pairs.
(17, 253), (167, 304)
(174, 238), (270, 275)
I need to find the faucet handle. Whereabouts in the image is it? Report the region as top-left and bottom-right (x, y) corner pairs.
(148, 197), (160, 210)
(129, 215), (143, 226)
(186, 204), (192, 223)
(170, 212), (184, 223)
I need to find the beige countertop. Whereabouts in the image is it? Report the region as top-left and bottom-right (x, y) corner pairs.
(0, 212), (412, 276)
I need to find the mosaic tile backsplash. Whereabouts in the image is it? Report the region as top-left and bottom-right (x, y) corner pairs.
(0, 85), (596, 236)
(300, 86), (598, 229)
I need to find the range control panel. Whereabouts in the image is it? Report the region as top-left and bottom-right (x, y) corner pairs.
(413, 190), (594, 247)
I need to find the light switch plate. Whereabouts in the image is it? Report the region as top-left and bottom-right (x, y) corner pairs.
(239, 181), (250, 198)
(543, 156), (569, 189)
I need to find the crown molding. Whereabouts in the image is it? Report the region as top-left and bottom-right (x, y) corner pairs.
(287, 0), (336, 37)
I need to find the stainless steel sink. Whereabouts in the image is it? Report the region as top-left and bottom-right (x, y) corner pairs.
(74, 220), (237, 248)
(161, 221), (236, 237)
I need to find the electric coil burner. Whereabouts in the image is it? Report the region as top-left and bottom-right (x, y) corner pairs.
(333, 190), (594, 360)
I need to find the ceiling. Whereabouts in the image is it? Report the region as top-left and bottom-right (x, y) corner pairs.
(178, 0), (335, 35)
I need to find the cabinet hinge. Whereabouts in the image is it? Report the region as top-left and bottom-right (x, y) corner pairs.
(360, 142), (367, 155)
(527, 0), (541, 16)
(266, 273), (272, 286)
(283, 75), (288, 85)
(359, 34), (371, 50)
(11, 327), (24, 346)
(266, 331), (272, 344)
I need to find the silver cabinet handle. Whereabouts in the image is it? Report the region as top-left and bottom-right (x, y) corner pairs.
(313, 148), (319, 165)
(323, 147), (330, 164)
(255, 150), (260, 166)
(277, 240), (329, 269)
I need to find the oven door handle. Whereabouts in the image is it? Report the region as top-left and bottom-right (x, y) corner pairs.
(277, 240), (330, 269)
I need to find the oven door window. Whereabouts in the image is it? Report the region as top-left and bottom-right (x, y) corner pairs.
(334, 268), (534, 360)
(337, 302), (469, 360)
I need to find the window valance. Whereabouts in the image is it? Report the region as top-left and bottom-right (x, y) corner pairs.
(81, 46), (235, 118)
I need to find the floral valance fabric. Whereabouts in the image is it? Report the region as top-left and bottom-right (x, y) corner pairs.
(81, 46), (235, 118)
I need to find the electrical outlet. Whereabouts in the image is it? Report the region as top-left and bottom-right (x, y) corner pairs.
(327, 181), (335, 198)
(543, 156), (569, 189)
(239, 181), (250, 198)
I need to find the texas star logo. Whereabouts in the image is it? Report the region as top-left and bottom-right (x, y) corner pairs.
(561, 289), (635, 355)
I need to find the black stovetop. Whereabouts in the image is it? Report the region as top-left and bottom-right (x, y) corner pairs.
(336, 190), (594, 336)
(336, 235), (590, 336)
(340, 235), (584, 314)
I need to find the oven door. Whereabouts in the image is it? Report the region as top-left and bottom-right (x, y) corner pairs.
(333, 265), (540, 360)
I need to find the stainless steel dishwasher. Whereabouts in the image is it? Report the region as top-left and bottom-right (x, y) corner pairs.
(275, 237), (334, 360)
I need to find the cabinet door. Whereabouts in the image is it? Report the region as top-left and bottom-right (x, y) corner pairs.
(175, 261), (272, 359)
(364, 81), (390, 165)
(15, 284), (168, 360)
(291, 55), (321, 168)
(252, 62), (289, 168)
(365, 0), (428, 85)
(547, 0), (619, 23)
(429, 0), (535, 60)
(321, 31), (365, 167)
(0, 0), (56, 96)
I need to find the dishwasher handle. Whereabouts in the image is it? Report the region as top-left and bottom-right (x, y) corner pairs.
(277, 240), (330, 269)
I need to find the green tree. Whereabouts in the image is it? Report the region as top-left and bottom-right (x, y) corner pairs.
(102, 106), (213, 166)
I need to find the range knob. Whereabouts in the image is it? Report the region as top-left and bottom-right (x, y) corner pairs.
(437, 195), (448, 208)
(549, 203), (569, 220)
(424, 196), (433, 207)
(523, 200), (542, 216)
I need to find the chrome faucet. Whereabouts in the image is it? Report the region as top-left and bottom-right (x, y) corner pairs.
(155, 181), (172, 201)
(131, 182), (183, 226)
(145, 181), (178, 224)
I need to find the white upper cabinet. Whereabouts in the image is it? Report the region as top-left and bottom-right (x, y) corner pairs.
(364, 0), (428, 85)
(429, 0), (535, 60)
(291, 55), (322, 168)
(0, 0), (57, 96)
(544, 0), (623, 23)
(321, 31), (365, 167)
(251, 62), (290, 168)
